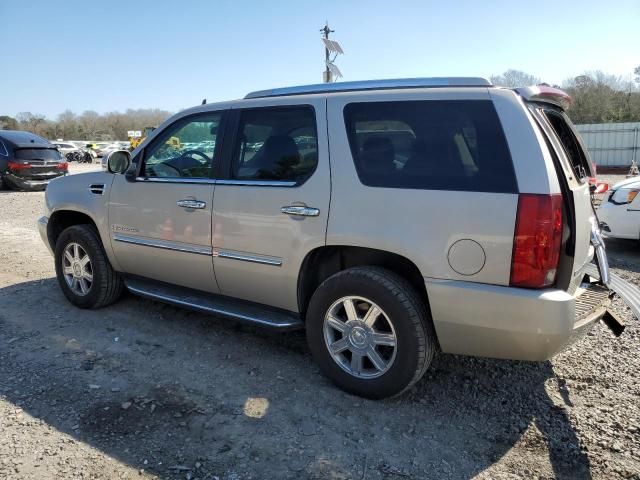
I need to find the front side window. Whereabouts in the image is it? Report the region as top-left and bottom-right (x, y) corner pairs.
(143, 113), (221, 178)
(344, 100), (517, 193)
(232, 106), (318, 183)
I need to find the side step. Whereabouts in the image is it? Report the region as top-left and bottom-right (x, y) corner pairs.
(124, 276), (303, 331)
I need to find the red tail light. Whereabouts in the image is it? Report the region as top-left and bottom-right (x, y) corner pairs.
(7, 161), (30, 171)
(510, 194), (563, 288)
(56, 162), (68, 170)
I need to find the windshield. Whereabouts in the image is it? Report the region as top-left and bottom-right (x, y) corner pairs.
(14, 148), (62, 160)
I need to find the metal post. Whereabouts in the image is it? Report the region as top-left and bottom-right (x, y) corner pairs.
(629, 126), (639, 177)
(321, 22), (334, 83)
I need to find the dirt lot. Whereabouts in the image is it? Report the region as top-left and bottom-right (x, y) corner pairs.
(0, 166), (639, 479)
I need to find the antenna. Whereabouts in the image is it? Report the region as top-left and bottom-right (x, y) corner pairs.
(320, 22), (344, 83)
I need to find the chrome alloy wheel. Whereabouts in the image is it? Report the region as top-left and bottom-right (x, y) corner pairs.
(323, 296), (397, 379)
(62, 242), (93, 296)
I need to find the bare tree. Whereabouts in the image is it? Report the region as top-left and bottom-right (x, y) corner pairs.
(562, 71), (640, 123)
(0, 115), (18, 130)
(16, 112), (47, 133)
(489, 69), (541, 88)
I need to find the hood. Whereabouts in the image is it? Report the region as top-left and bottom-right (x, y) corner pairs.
(611, 176), (640, 191)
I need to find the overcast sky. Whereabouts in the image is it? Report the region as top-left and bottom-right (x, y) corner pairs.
(2, 0), (638, 118)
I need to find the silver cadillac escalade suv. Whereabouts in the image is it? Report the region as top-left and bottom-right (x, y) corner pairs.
(38, 78), (638, 399)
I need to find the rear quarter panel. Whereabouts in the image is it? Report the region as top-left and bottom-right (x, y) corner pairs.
(326, 88), (519, 286)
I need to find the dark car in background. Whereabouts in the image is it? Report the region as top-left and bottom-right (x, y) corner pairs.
(0, 130), (68, 191)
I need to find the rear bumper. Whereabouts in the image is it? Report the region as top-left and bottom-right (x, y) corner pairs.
(3, 173), (63, 191)
(425, 278), (609, 361)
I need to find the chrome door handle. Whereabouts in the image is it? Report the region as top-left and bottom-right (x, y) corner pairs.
(281, 205), (320, 217)
(177, 199), (206, 209)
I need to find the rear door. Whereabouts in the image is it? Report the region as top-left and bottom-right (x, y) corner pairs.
(529, 106), (596, 290)
(210, 97), (330, 312)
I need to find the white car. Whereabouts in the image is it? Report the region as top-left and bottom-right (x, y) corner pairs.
(52, 141), (81, 156)
(598, 176), (640, 240)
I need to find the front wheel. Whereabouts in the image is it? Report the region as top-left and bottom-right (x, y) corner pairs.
(54, 225), (123, 308)
(306, 267), (436, 399)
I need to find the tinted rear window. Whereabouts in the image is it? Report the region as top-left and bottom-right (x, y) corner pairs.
(14, 148), (62, 160)
(344, 100), (517, 193)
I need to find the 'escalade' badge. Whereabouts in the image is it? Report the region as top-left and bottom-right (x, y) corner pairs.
(112, 225), (139, 233)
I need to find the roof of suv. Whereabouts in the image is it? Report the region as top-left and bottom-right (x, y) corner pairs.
(245, 77), (493, 99)
(0, 130), (53, 149)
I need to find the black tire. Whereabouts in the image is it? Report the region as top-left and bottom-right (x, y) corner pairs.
(54, 225), (123, 309)
(306, 266), (436, 399)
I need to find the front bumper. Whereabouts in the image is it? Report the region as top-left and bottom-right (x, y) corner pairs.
(37, 216), (53, 255)
(425, 278), (611, 361)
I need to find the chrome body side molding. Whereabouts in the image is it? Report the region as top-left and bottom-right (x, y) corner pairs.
(216, 179), (297, 187)
(113, 233), (212, 256)
(214, 249), (282, 266)
(134, 177), (297, 187)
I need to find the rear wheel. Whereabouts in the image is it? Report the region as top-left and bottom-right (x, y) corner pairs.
(54, 225), (123, 308)
(306, 266), (436, 399)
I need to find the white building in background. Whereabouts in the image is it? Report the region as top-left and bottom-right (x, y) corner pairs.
(576, 122), (640, 167)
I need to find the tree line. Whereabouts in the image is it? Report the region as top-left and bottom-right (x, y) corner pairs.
(490, 68), (640, 124)
(1, 67), (640, 138)
(0, 109), (172, 141)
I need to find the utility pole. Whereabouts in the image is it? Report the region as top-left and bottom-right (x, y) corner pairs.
(320, 22), (343, 83)
(321, 22), (334, 83)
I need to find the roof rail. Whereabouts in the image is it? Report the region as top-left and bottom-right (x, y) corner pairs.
(244, 77), (492, 99)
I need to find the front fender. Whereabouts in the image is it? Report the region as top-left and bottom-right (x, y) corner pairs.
(45, 172), (121, 271)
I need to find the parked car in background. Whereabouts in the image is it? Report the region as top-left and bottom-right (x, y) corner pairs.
(51, 141), (93, 163)
(52, 141), (80, 156)
(38, 78), (639, 399)
(0, 130), (67, 190)
(598, 176), (640, 240)
(69, 141), (98, 160)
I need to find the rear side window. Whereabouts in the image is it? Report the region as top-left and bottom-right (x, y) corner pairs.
(232, 106), (318, 183)
(0, 140), (7, 156)
(14, 148), (62, 160)
(343, 100), (517, 193)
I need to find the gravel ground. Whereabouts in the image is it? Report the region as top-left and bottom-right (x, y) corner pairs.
(0, 168), (638, 479)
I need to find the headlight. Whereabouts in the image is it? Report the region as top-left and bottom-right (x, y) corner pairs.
(609, 188), (640, 205)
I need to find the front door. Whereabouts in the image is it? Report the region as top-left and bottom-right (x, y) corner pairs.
(108, 111), (224, 293)
(211, 99), (330, 312)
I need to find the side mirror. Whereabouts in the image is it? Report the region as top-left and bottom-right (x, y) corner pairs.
(106, 150), (131, 174)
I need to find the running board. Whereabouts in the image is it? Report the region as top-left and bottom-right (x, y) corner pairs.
(124, 276), (303, 331)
